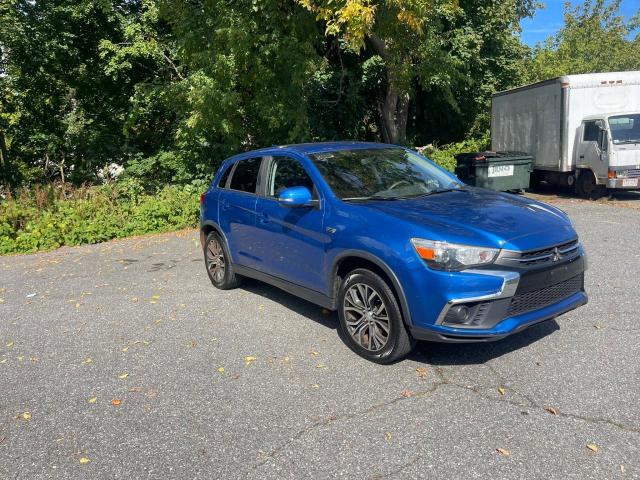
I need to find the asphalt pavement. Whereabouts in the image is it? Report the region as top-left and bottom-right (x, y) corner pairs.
(1, 197), (639, 479)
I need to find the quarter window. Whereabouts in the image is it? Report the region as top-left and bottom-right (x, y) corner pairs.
(229, 157), (262, 193)
(217, 164), (233, 188)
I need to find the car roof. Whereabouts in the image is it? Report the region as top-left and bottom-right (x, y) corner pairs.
(225, 141), (402, 162)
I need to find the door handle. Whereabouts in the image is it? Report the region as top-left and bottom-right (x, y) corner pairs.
(579, 155), (584, 159)
(258, 212), (270, 224)
(221, 200), (230, 211)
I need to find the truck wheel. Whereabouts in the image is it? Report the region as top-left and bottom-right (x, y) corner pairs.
(576, 170), (605, 200)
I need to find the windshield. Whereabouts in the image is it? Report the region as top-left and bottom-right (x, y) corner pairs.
(609, 114), (640, 144)
(309, 148), (460, 200)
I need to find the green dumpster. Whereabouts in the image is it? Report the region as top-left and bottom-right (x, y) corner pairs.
(454, 151), (533, 192)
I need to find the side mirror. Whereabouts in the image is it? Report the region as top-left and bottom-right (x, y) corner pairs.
(598, 129), (608, 151)
(278, 186), (313, 207)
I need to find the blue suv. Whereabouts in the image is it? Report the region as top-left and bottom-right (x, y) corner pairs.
(200, 142), (587, 363)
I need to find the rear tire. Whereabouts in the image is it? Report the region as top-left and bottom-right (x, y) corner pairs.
(337, 269), (415, 364)
(204, 231), (241, 290)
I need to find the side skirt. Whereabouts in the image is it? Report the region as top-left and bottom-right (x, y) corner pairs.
(232, 264), (336, 310)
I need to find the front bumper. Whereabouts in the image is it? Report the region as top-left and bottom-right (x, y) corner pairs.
(409, 252), (587, 343)
(606, 177), (640, 189)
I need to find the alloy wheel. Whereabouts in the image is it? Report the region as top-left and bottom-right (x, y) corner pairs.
(206, 238), (225, 283)
(343, 283), (390, 352)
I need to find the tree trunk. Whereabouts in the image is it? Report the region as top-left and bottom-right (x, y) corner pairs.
(378, 87), (409, 144)
(0, 130), (9, 185)
(368, 34), (410, 144)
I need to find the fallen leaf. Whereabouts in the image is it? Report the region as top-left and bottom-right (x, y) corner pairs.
(217, 367), (225, 374)
(327, 414), (337, 421)
(6, 341), (14, 348)
(121, 346), (129, 352)
(19, 411), (32, 420)
(88, 397), (98, 404)
(151, 294), (161, 299)
(82, 357), (93, 364)
(496, 448), (510, 456)
(258, 304), (265, 310)
(416, 367), (428, 378)
(498, 387), (506, 395)
(309, 350), (319, 356)
(400, 389), (414, 398)
(75, 303), (81, 309)
(79, 457), (91, 464)
(316, 363), (327, 369)
(586, 443), (598, 453)
(25, 293), (37, 298)
(244, 356), (257, 366)
(620, 465), (625, 473)
(111, 399), (121, 406)
(385, 432), (393, 440)
(118, 373), (129, 379)
(544, 406), (558, 415)
(132, 297), (139, 302)
(311, 384), (320, 389)
(594, 325), (602, 329)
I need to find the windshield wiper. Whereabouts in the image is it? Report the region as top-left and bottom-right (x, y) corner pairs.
(342, 195), (404, 202)
(412, 187), (468, 198)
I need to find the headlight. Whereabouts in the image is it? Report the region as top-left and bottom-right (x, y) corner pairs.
(410, 238), (500, 271)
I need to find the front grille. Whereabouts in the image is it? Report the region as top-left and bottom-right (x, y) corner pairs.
(501, 239), (579, 267)
(625, 169), (640, 178)
(506, 273), (584, 317)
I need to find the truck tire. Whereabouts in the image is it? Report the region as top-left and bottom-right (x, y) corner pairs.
(576, 170), (605, 200)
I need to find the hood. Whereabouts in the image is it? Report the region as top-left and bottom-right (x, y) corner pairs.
(358, 188), (576, 251)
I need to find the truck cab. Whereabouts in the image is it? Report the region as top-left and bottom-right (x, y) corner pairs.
(576, 113), (640, 195)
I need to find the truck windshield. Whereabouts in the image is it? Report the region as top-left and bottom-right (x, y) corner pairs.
(309, 148), (460, 200)
(609, 114), (640, 145)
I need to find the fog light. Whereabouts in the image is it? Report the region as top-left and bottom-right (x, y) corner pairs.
(448, 305), (471, 323)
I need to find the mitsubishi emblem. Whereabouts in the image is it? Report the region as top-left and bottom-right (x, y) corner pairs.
(552, 247), (561, 262)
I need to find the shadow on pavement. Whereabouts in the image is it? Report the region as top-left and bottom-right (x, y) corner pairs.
(527, 184), (640, 203)
(238, 278), (338, 331)
(238, 277), (561, 365)
(411, 318), (560, 366)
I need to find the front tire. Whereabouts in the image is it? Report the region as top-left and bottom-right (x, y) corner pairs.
(337, 269), (415, 364)
(576, 169), (605, 200)
(204, 231), (241, 290)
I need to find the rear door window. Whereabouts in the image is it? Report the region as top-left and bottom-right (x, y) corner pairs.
(229, 157), (262, 193)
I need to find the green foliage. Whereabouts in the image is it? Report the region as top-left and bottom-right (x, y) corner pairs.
(419, 132), (491, 172)
(526, 0), (640, 82)
(0, 182), (200, 254)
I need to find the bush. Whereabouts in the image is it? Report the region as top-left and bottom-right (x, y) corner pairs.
(416, 132), (491, 172)
(0, 182), (201, 255)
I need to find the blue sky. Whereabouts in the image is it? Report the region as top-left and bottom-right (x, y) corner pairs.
(520, 0), (639, 46)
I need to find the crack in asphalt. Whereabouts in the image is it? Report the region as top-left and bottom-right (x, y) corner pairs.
(245, 362), (639, 477)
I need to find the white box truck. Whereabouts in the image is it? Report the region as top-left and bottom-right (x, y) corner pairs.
(491, 71), (640, 198)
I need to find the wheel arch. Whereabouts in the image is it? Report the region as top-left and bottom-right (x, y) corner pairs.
(330, 251), (413, 326)
(200, 221), (233, 260)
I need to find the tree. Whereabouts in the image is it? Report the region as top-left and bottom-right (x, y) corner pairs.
(297, 0), (536, 144)
(0, 0), (150, 185)
(527, 0), (640, 82)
